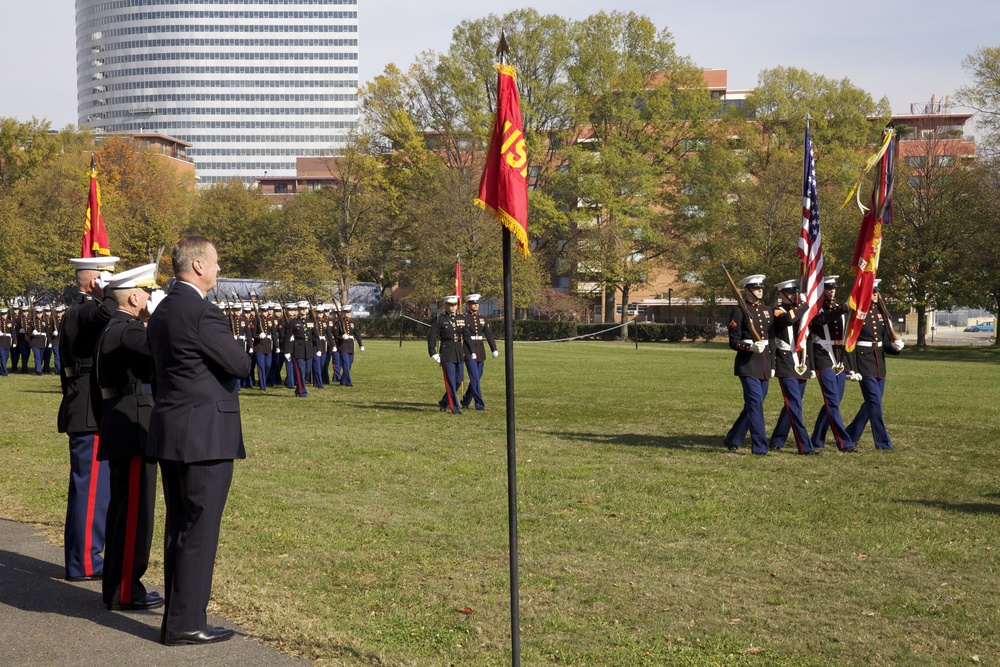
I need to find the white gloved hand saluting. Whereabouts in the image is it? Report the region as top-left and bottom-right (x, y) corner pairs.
(752, 340), (767, 354)
(891, 339), (904, 351)
(432, 353), (441, 364)
(145, 289), (166, 315)
(95, 271), (114, 291)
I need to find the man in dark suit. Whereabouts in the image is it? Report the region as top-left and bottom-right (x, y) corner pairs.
(93, 263), (165, 611)
(58, 255), (120, 582)
(147, 237), (252, 646)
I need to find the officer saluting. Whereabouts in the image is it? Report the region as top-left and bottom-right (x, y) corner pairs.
(92, 263), (165, 611)
(845, 279), (904, 449)
(724, 274), (774, 455)
(58, 254), (120, 581)
(428, 295), (465, 414)
(767, 279), (819, 455)
(460, 294), (497, 410)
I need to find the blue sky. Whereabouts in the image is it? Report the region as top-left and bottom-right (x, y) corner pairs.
(3, 0), (996, 130)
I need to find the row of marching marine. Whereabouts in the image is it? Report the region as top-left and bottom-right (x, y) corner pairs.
(724, 273), (904, 456)
(427, 293), (499, 414)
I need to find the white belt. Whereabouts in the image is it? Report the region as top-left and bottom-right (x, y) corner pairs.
(341, 334), (353, 340)
(469, 336), (485, 341)
(740, 339), (769, 345)
(855, 341), (882, 348)
(776, 341), (793, 351)
(812, 339), (842, 346)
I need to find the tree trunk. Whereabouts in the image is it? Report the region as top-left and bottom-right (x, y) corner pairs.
(604, 287), (615, 324)
(915, 303), (927, 348)
(620, 285), (630, 325)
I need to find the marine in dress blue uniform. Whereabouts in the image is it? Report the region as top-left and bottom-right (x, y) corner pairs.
(809, 276), (856, 452)
(284, 302), (317, 397)
(0, 307), (12, 375)
(92, 263), (165, 611)
(58, 254), (120, 581)
(845, 281), (903, 449)
(333, 305), (363, 386)
(767, 280), (818, 455)
(460, 294), (498, 410)
(428, 295), (465, 414)
(724, 274), (774, 455)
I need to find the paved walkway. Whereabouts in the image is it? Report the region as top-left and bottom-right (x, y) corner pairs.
(0, 518), (309, 667)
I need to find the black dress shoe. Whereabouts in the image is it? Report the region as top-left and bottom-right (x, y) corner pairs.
(108, 591), (164, 611)
(66, 573), (103, 582)
(802, 450), (821, 456)
(163, 626), (235, 646)
(841, 446), (859, 453)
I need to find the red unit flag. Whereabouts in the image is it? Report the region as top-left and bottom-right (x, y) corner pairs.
(82, 155), (111, 257)
(474, 64), (530, 256)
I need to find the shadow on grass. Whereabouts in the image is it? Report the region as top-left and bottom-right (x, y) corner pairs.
(541, 430), (724, 452)
(19, 388), (62, 395)
(900, 499), (1000, 516)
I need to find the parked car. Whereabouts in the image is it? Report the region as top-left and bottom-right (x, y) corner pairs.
(964, 323), (995, 332)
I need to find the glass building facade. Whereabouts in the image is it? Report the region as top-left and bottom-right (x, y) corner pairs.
(76, 0), (359, 184)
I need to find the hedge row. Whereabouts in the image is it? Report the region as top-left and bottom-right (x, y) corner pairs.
(356, 318), (719, 343)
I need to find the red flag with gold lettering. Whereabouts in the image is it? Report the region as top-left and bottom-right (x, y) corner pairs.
(843, 126), (895, 352)
(474, 64), (529, 256)
(82, 155), (111, 257)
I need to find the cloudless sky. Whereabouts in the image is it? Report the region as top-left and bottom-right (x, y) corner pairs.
(2, 0), (996, 132)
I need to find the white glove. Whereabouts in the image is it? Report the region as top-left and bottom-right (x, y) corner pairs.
(95, 270), (113, 290)
(770, 368), (775, 378)
(53, 329), (58, 335)
(316, 351), (322, 357)
(471, 353), (477, 360)
(258, 332), (267, 340)
(891, 339), (904, 351)
(145, 289), (165, 315)
(492, 350), (499, 358)
(332, 347), (338, 353)
(275, 348), (281, 354)
(752, 340), (767, 354)
(848, 371), (862, 382)
(359, 346), (364, 351)
(31, 329), (39, 336)
(288, 335), (295, 342)
(284, 353), (291, 361)
(238, 335), (246, 341)
(809, 370), (817, 379)
(432, 353), (441, 364)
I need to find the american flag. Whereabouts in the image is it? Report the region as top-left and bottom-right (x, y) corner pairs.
(796, 125), (824, 352)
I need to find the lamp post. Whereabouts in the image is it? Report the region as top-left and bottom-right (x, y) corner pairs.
(667, 288), (672, 323)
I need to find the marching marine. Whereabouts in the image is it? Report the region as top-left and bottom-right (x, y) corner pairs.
(724, 274), (774, 455)
(809, 275), (856, 452)
(845, 280), (904, 449)
(428, 295), (466, 414)
(333, 305), (363, 386)
(767, 279), (818, 455)
(460, 294), (498, 410)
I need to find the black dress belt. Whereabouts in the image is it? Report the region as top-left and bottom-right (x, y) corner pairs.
(100, 383), (153, 399)
(62, 365), (93, 378)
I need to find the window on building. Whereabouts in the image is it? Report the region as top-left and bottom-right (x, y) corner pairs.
(905, 156), (925, 169)
(935, 155), (955, 167)
(273, 183), (288, 193)
(682, 138), (711, 152)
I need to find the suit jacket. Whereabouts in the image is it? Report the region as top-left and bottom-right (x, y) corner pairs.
(92, 310), (154, 460)
(147, 282), (252, 462)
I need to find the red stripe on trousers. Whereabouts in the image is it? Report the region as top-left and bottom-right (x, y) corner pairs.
(120, 456), (142, 604)
(83, 434), (100, 575)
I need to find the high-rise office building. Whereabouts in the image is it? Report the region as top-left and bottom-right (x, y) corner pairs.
(76, 0), (359, 184)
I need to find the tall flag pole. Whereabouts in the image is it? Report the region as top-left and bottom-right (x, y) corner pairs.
(455, 253), (462, 300)
(473, 30), (526, 667)
(796, 116), (824, 354)
(843, 124), (896, 352)
(82, 154), (111, 258)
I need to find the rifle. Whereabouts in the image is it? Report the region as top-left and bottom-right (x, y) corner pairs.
(874, 295), (901, 343)
(249, 290), (265, 332)
(721, 263), (761, 342)
(223, 294), (237, 336)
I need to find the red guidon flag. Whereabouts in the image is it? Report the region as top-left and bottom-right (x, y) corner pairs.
(843, 126), (895, 352)
(83, 155), (111, 257)
(474, 63), (529, 256)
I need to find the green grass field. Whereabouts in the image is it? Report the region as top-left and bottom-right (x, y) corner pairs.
(2, 341), (999, 666)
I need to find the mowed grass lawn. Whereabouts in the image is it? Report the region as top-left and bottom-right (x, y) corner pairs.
(2, 340), (999, 666)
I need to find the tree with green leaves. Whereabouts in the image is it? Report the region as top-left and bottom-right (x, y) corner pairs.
(186, 179), (274, 278)
(956, 46), (1000, 156)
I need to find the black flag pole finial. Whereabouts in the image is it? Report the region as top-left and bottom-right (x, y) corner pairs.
(496, 30), (509, 61)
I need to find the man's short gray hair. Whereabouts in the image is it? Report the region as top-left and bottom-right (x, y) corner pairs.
(172, 236), (213, 276)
